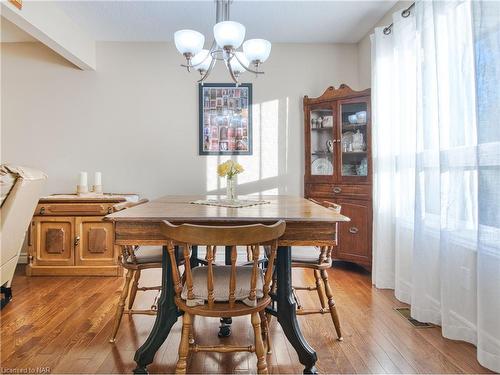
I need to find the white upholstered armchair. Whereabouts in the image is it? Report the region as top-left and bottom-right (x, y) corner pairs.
(1, 165), (46, 308)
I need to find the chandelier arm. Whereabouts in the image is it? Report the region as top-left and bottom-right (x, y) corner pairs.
(233, 53), (264, 75)
(182, 40), (217, 69)
(226, 56), (239, 84)
(198, 57), (217, 83)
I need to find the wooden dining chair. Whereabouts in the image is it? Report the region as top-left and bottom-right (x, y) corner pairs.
(160, 220), (286, 374)
(109, 199), (164, 343)
(289, 199), (343, 341)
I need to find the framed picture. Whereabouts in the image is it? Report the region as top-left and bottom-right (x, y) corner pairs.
(199, 83), (252, 155)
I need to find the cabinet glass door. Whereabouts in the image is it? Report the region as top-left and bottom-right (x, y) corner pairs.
(310, 107), (335, 177)
(340, 101), (368, 179)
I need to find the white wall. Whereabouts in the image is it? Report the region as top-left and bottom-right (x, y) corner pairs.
(357, 1), (412, 88)
(1, 42), (359, 199)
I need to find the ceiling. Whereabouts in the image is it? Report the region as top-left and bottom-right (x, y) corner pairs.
(54, 0), (397, 44)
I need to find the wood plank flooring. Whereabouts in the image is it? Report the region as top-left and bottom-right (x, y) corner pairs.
(0, 262), (492, 374)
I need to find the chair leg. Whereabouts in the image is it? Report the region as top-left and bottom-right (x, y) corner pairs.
(109, 269), (134, 343)
(320, 269), (343, 341)
(251, 312), (268, 374)
(128, 270), (141, 310)
(259, 310), (272, 354)
(189, 315), (195, 344)
(246, 245), (253, 261)
(266, 271), (277, 325)
(175, 312), (192, 374)
(314, 269), (328, 311)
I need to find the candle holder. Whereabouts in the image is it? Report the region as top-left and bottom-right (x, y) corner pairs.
(92, 185), (103, 194)
(77, 184), (89, 195)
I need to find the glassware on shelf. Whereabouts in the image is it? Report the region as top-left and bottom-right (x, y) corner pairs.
(323, 115), (333, 128)
(342, 131), (354, 152)
(326, 140), (334, 153)
(310, 108), (334, 176)
(356, 158), (368, 176)
(351, 130), (365, 151)
(340, 101), (368, 177)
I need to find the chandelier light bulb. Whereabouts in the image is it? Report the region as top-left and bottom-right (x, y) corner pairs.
(243, 39), (272, 64)
(191, 49), (212, 72)
(213, 21), (246, 49)
(174, 29), (205, 56)
(227, 52), (249, 74)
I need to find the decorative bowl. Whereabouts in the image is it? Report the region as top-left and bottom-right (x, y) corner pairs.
(356, 111), (367, 124)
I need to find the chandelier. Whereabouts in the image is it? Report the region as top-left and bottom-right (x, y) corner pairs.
(174, 0), (271, 84)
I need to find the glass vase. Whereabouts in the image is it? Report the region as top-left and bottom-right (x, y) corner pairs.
(226, 176), (237, 201)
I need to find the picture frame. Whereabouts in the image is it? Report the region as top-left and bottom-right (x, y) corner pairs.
(199, 83), (252, 155)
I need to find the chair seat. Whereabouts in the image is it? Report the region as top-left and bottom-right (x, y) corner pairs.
(127, 246), (163, 264)
(181, 265), (264, 306)
(291, 246), (322, 263)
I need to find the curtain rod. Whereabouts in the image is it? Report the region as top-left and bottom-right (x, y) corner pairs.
(383, 2), (415, 35)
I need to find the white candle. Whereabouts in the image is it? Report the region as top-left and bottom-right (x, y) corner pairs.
(94, 172), (102, 186)
(79, 171), (88, 186)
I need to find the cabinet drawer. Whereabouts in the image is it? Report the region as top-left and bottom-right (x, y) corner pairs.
(36, 203), (114, 216)
(306, 183), (370, 199)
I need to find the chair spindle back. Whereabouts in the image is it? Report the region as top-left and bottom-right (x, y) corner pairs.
(161, 221), (286, 309)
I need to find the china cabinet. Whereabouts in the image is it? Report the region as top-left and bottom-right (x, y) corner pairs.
(304, 84), (372, 269)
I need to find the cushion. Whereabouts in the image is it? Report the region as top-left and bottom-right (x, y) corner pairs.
(181, 265), (264, 307)
(0, 164), (47, 181)
(1, 164), (47, 207)
(0, 172), (17, 207)
(127, 246), (163, 264)
(291, 246), (322, 263)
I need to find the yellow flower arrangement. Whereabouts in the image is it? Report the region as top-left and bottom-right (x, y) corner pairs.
(217, 160), (244, 179)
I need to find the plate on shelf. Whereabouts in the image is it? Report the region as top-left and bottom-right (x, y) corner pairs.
(312, 158), (333, 175)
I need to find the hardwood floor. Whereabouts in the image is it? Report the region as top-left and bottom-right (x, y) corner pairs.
(0, 262), (492, 374)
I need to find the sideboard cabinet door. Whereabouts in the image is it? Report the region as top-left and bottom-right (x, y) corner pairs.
(33, 217), (75, 266)
(335, 199), (372, 267)
(75, 217), (117, 266)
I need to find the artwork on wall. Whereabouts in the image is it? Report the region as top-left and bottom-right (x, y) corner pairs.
(199, 83), (252, 155)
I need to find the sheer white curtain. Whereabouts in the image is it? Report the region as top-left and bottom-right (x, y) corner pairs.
(371, 1), (500, 372)
(371, 7), (416, 303)
(472, 1), (500, 370)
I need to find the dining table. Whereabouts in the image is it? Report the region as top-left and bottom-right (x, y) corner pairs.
(105, 194), (350, 374)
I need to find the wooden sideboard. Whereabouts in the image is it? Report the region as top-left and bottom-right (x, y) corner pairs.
(26, 194), (137, 276)
(304, 85), (372, 269)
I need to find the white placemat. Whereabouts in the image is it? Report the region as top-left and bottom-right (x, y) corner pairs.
(190, 198), (270, 208)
